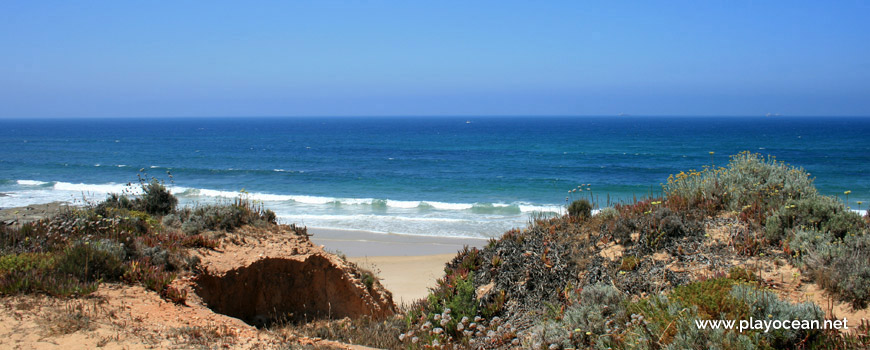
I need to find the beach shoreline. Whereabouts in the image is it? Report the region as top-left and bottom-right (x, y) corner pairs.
(308, 227), (487, 257)
(309, 227), (487, 303)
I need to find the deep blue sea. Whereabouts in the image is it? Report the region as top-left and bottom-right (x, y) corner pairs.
(1, 116), (868, 238)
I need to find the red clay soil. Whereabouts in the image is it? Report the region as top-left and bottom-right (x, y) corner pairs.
(0, 224), (395, 349)
(189, 225), (396, 326)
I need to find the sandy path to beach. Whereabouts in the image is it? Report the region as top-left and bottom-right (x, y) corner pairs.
(309, 227), (487, 304)
(348, 254), (455, 305)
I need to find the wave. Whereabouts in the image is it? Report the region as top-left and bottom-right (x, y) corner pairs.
(471, 203), (521, 215)
(273, 214), (509, 238)
(17, 180), (50, 186)
(8, 179), (563, 216)
(279, 214), (469, 224)
(171, 185), (560, 213)
(53, 181), (141, 194)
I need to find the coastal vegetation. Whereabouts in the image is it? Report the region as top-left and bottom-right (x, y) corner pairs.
(0, 175), (275, 303)
(1, 152), (868, 349)
(380, 152), (869, 349)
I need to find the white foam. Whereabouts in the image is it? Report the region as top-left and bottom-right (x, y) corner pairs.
(53, 181), (138, 194)
(425, 201), (475, 210)
(287, 195), (337, 204)
(518, 204), (563, 213)
(17, 180), (49, 186)
(385, 199), (421, 209)
(280, 214), (468, 224)
(340, 198), (374, 205)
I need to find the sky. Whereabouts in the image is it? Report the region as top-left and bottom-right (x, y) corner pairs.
(1, 1), (868, 118)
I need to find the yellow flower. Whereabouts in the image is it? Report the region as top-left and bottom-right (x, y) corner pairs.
(844, 190), (852, 195)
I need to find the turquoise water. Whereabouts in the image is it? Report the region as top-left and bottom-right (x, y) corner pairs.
(1, 116), (868, 238)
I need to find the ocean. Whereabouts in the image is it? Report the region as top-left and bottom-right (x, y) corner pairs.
(1, 116), (868, 238)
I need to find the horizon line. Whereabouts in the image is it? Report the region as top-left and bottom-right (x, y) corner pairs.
(2, 114), (870, 120)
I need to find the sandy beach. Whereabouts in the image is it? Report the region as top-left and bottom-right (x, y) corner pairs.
(309, 227), (487, 304)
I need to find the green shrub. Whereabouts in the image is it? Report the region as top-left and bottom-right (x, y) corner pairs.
(664, 152), (818, 224)
(91, 239), (127, 261)
(731, 284), (825, 348)
(765, 196), (863, 242)
(670, 277), (749, 321)
(178, 200), (274, 235)
(134, 242), (170, 267)
(426, 270), (478, 335)
(360, 269), (376, 290)
(790, 230), (870, 308)
(622, 293), (761, 350)
(597, 207), (619, 221)
(95, 179), (177, 217)
(140, 179), (177, 216)
(568, 199), (593, 219)
(181, 216), (207, 236)
(0, 243), (113, 297)
(543, 284), (627, 348)
(123, 259), (175, 293)
(0, 252), (56, 275)
(633, 207), (704, 251)
(161, 213), (182, 228)
(727, 267), (759, 283)
(56, 242), (125, 282)
(590, 280), (824, 349)
(0, 268), (99, 297)
(263, 209), (277, 224)
(95, 193), (138, 214)
(719, 152), (817, 212)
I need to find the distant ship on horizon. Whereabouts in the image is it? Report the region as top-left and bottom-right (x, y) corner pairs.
(766, 113), (782, 117)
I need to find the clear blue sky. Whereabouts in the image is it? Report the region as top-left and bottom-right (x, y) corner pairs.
(1, 1), (868, 118)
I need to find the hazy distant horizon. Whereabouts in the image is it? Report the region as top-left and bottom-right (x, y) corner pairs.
(2, 114), (870, 120)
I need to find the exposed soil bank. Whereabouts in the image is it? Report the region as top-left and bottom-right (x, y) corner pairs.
(196, 254), (391, 326)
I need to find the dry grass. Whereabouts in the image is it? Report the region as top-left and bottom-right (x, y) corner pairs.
(41, 299), (108, 336)
(276, 315), (405, 349)
(169, 325), (239, 349)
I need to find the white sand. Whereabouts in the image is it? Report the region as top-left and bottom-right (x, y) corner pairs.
(309, 227), (487, 304)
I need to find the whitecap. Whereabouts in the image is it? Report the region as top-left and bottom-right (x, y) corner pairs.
(17, 180), (49, 186)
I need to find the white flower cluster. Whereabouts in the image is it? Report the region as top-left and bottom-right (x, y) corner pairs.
(400, 309), (520, 348)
